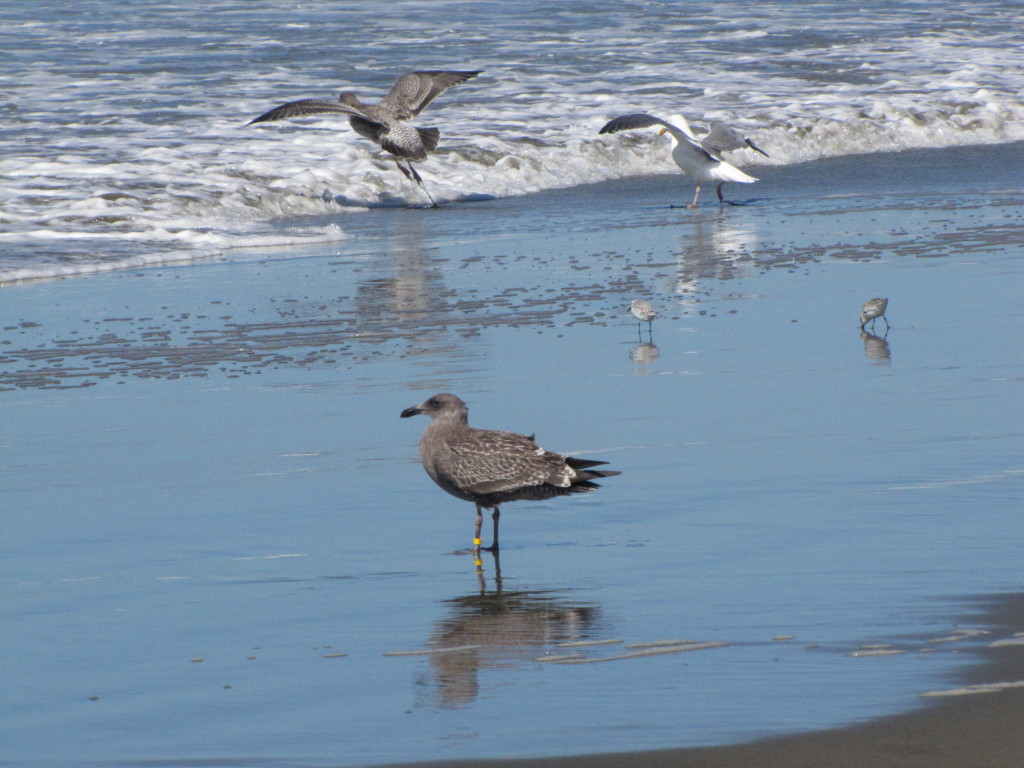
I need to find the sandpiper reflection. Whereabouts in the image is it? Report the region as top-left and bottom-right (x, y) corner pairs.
(419, 555), (601, 709)
(861, 329), (891, 364)
(630, 342), (660, 368)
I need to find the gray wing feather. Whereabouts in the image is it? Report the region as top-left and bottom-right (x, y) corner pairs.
(247, 98), (361, 125)
(598, 113), (672, 135)
(447, 430), (568, 493)
(600, 113), (715, 162)
(702, 123), (769, 157)
(380, 71), (480, 119)
(700, 123), (747, 153)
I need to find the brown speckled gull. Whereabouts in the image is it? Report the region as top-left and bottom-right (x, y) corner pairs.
(400, 393), (620, 553)
(248, 70), (480, 201)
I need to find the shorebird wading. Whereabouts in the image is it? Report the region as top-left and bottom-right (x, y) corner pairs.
(860, 298), (889, 331)
(248, 70), (480, 204)
(401, 393), (619, 554)
(600, 113), (768, 207)
(629, 299), (656, 339)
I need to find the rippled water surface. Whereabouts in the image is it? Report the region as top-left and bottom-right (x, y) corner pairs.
(2, 143), (1022, 766)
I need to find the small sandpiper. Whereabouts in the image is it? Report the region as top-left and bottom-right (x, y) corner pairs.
(629, 299), (656, 339)
(859, 298), (889, 332)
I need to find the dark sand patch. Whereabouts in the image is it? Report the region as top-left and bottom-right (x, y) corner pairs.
(377, 593), (1024, 768)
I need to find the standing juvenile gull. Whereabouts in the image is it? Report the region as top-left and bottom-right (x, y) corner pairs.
(400, 393), (620, 553)
(599, 113), (767, 207)
(629, 299), (656, 340)
(860, 298), (889, 331)
(247, 70), (480, 203)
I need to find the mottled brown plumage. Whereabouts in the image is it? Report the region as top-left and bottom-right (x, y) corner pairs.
(248, 70), (480, 199)
(400, 393), (619, 552)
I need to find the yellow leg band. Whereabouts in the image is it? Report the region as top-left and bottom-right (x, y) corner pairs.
(473, 538), (482, 547)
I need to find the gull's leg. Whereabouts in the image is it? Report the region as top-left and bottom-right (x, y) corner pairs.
(394, 159), (414, 180)
(482, 507), (500, 552)
(473, 505), (484, 554)
(687, 186), (701, 208)
(408, 162), (438, 207)
(716, 182), (726, 203)
(395, 160), (437, 207)
(419, 179), (438, 207)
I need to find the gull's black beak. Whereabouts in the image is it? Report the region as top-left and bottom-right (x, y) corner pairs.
(746, 138), (769, 158)
(400, 405), (423, 419)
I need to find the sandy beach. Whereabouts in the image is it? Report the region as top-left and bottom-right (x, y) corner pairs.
(385, 593), (1024, 768)
(3, 143), (1023, 766)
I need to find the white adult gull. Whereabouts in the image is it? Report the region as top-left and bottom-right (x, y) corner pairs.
(599, 113), (768, 208)
(247, 70), (480, 204)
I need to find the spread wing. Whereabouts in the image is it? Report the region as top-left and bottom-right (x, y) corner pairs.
(247, 98), (361, 125)
(379, 70), (481, 119)
(599, 113), (715, 162)
(702, 122), (769, 157)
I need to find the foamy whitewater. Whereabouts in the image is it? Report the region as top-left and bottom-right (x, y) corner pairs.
(2, 0), (1022, 282)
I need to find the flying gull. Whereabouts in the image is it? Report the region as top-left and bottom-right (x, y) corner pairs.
(401, 393), (620, 554)
(248, 70), (480, 204)
(860, 297), (889, 331)
(599, 113), (768, 207)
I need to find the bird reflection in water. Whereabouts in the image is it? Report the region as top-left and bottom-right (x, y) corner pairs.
(417, 553), (600, 709)
(674, 211), (758, 302)
(861, 330), (891, 365)
(630, 342), (659, 369)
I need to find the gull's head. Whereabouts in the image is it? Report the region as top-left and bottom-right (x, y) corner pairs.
(401, 392), (469, 423)
(657, 114), (695, 146)
(665, 114), (694, 137)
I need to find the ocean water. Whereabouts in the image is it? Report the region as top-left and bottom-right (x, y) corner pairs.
(2, 3), (1024, 767)
(2, 142), (1023, 766)
(2, 0), (1024, 281)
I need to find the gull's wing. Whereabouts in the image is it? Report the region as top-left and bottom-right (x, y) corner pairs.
(379, 70), (481, 119)
(246, 98), (362, 125)
(599, 113), (715, 162)
(702, 122), (769, 157)
(447, 429), (571, 493)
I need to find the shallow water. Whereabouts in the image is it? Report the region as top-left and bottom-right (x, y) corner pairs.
(2, 144), (1022, 766)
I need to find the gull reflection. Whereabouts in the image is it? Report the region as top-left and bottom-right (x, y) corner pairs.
(674, 211), (757, 298)
(861, 330), (891, 364)
(418, 554), (600, 709)
(354, 217), (441, 332)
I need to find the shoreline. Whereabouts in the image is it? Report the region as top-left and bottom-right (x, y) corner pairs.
(377, 593), (1024, 768)
(3, 139), (1021, 766)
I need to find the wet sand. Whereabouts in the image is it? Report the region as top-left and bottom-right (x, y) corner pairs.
(2, 143), (1023, 766)
(383, 593), (1024, 768)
